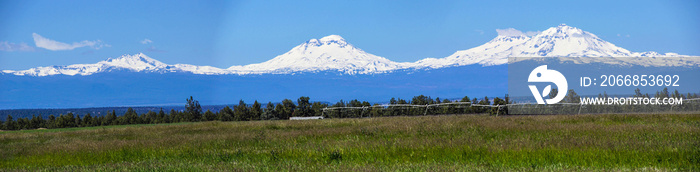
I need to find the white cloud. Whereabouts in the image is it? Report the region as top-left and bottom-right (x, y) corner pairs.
(616, 34), (630, 38)
(32, 33), (109, 51)
(496, 28), (525, 37)
(475, 29), (484, 35)
(524, 31), (541, 37)
(146, 46), (166, 52)
(496, 28), (541, 37)
(140, 39), (153, 44)
(0, 41), (35, 52)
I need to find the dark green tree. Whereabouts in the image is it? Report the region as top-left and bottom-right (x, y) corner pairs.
(120, 108), (139, 125)
(251, 100), (262, 120)
(294, 96), (311, 117)
(564, 89), (581, 103)
(204, 110), (216, 121)
(83, 113), (93, 127)
(75, 114), (82, 127)
(262, 102), (277, 120)
(16, 117), (28, 130)
(275, 103), (288, 120)
(168, 109), (177, 123)
(105, 110), (117, 125)
(280, 99), (296, 119)
(461, 96), (471, 103)
(234, 100), (248, 121)
(4, 115), (15, 130)
(311, 102), (327, 116)
(30, 115), (46, 129)
(157, 108), (167, 123)
(218, 106), (234, 121)
(48, 115), (56, 129)
(186, 96), (202, 121)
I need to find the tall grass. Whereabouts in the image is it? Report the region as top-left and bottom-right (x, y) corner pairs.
(1, 114), (698, 171)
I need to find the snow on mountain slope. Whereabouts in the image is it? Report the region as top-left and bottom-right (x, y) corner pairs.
(227, 35), (413, 74)
(415, 24), (695, 68)
(3, 25), (696, 77)
(415, 35), (530, 68)
(2, 53), (230, 76)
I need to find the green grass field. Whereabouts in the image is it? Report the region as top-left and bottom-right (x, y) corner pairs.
(1, 114), (699, 171)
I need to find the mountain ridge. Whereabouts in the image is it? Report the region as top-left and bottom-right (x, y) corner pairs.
(3, 24), (697, 76)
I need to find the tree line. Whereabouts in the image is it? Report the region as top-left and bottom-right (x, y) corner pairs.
(0, 95), (501, 131)
(2, 87), (697, 131)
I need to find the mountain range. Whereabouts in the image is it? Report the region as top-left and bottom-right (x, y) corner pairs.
(1, 24), (698, 109)
(3, 24), (697, 77)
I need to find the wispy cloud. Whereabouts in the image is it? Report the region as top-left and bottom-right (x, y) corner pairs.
(475, 29), (484, 35)
(146, 46), (166, 52)
(0, 41), (35, 52)
(140, 39), (153, 44)
(617, 34), (630, 38)
(32, 33), (110, 51)
(496, 28), (540, 37)
(496, 28), (525, 37)
(524, 31), (541, 37)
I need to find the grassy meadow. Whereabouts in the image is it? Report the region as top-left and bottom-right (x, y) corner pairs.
(1, 114), (699, 171)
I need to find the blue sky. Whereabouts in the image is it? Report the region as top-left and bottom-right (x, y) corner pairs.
(0, 0), (698, 70)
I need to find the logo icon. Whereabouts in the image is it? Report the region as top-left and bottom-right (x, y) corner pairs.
(528, 65), (567, 104)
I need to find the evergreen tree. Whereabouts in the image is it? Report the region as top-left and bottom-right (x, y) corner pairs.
(83, 113), (93, 127)
(48, 115), (56, 129)
(262, 102), (277, 120)
(218, 106), (234, 121)
(106, 110), (117, 125)
(75, 114), (82, 127)
(548, 88), (558, 99)
(479, 96), (490, 105)
(204, 110), (216, 121)
(275, 103), (288, 120)
(170, 109), (179, 123)
(234, 100), (248, 121)
(461, 96), (471, 103)
(157, 108), (167, 123)
(280, 99), (296, 119)
(251, 100), (262, 120)
(311, 102), (327, 116)
(4, 115), (15, 130)
(564, 89), (581, 103)
(186, 96), (202, 121)
(634, 88), (643, 97)
(17, 117), (28, 130)
(30, 115), (45, 129)
(145, 111), (157, 124)
(294, 96), (311, 117)
(120, 108), (139, 125)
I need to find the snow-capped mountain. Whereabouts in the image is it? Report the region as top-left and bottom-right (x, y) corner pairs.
(2, 53), (229, 76)
(227, 35), (413, 75)
(3, 24), (697, 76)
(415, 24), (695, 68)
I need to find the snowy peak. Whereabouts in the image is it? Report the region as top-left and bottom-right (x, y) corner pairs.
(415, 24), (695, 68)
(2, 53), (229, 76)
(539, 24), (592, 38)
(319, 34), (345, 42)
(228, 35), (411, 74)
(101, 53), (167, 71)
(302, 35), (350, 49)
